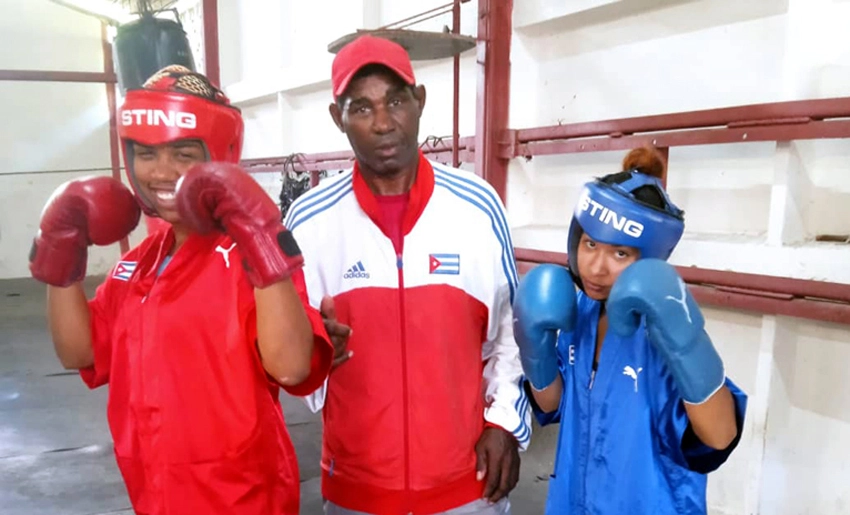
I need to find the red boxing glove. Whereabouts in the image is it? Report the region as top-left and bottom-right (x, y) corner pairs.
(176, 162), (304, 288)
(30, 176), (141, 287)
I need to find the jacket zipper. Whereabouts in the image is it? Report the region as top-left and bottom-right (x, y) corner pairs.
(139, 255), (167, 502)
(583, 339), (600, 513)
(397, 251), (411, 511)
(583, 366), (594, 513)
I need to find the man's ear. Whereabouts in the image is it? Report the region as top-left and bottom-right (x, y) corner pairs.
(413, 85), (426, 113)
(328, 102), (344, 132)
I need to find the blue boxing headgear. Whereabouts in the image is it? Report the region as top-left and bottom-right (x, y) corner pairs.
(567, 171), (685, 286)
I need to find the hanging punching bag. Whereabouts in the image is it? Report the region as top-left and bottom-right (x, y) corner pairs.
(113, 13), (197, 94)
(113, 11), (198, 236)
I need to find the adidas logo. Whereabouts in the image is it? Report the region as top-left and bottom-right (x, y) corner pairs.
(343, 261), (370, 279)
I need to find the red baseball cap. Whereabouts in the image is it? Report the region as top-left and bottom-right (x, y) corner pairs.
(331, 35), (416, 98)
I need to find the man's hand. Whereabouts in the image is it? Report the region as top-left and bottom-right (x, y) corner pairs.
(320, 295), (353, 369)
(474, 426), (520, 503)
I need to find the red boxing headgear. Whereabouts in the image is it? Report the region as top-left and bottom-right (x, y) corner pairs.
(117, 65), (244, 215)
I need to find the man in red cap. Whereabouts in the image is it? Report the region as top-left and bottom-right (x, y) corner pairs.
(286, 35), (530, 515)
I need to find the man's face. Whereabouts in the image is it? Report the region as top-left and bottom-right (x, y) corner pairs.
(330, 68), (426, 177)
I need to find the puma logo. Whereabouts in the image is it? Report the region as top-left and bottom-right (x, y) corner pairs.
(665, 278), (693, 324)
(623, 365), (643, 392)
(215, 243), (237, 268)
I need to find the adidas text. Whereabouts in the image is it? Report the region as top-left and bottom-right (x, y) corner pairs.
(344, 270), (370, 279)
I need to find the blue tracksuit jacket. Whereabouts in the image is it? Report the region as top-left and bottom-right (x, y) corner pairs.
(533, 291), (748, 515)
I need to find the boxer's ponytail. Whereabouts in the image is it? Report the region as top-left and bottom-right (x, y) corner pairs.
(622, 146), (666, 180)
(619, 146), (668, 210)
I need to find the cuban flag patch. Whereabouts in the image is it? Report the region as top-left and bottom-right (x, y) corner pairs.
(429, 254), (460, 275)
(112, 261), (137, 282)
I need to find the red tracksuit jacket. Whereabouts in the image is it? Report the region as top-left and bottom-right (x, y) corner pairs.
(286, 155), (532, 515)
(80, 229), (333, 515)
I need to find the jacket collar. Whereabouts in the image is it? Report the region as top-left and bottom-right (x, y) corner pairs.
(131, 228), (225, 294)
(352, 150), (435, 237)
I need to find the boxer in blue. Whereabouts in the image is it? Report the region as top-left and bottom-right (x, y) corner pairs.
(513, 147), (747, 515)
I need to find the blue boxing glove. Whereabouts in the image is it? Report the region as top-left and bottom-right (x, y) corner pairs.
(607, 259), (725, 404)
(512, 264), (577, 391)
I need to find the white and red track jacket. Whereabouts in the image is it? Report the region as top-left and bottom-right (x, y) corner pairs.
(285, 152), (532, 515)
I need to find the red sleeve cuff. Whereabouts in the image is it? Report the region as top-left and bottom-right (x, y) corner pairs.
(79, 297), (112, 389)
(281, 305), (333, 397)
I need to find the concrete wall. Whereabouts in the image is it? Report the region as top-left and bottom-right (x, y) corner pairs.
(0, 1), (159, 280)
(508, 3), (850, 514)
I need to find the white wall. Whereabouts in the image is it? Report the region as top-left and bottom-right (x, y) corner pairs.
(507, 0), (850, 280)
(0, 1), (151, 280)
(512, 2), (850, 515)
(218, 0), (480, 159)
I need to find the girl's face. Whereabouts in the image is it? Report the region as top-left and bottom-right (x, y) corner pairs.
(131, 139), (206, 224)
(575, 233), (640, 301)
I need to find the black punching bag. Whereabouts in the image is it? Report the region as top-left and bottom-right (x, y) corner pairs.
(113, 14), (196, 94)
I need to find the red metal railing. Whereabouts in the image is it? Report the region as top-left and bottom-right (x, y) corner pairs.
(506, 98), (850, 325)
(100, 22), (128, 254)
(514, 249), (850, 325)
(248, 96), (850, 325)
(0, 70), (116, 83)
(503, 97), (850, 157)
(240, 136), (476, 187)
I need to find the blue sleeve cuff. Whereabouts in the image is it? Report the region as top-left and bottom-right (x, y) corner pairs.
(525, 378), (563, 427)
(678, 377), (748, 473)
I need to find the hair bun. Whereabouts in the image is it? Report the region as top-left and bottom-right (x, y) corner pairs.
(622, 146), (666, 179)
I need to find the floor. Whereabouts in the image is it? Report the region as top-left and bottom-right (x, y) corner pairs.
(0, 276), (558, 515)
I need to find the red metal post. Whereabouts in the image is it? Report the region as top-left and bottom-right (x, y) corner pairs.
(102, 23), (129, 254)
(451, 0), (461, 168)
(202, 0), (220, 86)
(475, 0), (513, 202)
